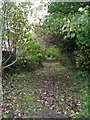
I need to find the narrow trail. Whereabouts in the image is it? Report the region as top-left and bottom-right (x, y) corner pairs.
(3, 61), (87, 118)
(28, 61), (82, 118)
(30, 61), (69, 118)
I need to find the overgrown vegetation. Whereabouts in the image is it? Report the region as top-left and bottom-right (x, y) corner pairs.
(17, 40), (45, 70)
(37, 2), (90, 71)
(1, 1), (89, 119)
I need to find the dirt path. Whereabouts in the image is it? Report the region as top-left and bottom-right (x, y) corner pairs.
(2, 61), (88, 118)
(29, 62), (69, 118)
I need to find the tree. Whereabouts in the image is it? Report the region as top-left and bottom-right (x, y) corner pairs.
(2, 2), (31, 70)
(37, 2), (89, 70)
(0, 1), (5, 118)
(48, 2), (88, 14)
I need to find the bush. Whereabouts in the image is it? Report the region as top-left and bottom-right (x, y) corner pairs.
(45, 46), (59, 60)
(17, 40), (45, 70)
(43, 4), (89, 71)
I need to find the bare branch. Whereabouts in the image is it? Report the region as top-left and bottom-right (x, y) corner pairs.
(3, 52), (13, 65)
(2, 58), (17, 70)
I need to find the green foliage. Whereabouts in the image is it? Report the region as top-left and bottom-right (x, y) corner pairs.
(74, 70), (89, 118)
(2, 2), (31, 68)
(42, 3), (89, 70)
(48, 2), (88, 15)
(61, 9), (90, 70)
(45, 46), (59, 60)
(2, 2), (29, 45)
(75, 46), (90, 70)
(18, 40), (45, 70)
(2, 2), (47, 71)
(74, 9), (90, 70)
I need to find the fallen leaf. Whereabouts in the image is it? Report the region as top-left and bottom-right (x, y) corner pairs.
(69, 113), (76, 117)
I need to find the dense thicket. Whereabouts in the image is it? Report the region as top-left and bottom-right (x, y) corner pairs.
(41, 2), (90, 70)
(2, 2), (90, 71)
(2, 2), (44, 70)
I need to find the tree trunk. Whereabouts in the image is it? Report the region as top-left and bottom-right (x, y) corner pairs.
(0, 16), (2, 120)
(0, 2), (6, 117)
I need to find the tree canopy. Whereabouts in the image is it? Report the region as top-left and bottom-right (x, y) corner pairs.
(36, 2), (90, 70)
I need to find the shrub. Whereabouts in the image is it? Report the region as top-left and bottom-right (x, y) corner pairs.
(17, 40), (45, 70)
(43, 4), (89, 70)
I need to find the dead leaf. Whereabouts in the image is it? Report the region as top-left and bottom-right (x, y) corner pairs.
(69, 113), (76, 117)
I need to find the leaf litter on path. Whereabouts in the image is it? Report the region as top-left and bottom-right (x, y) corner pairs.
(2, 62), (88, 118)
